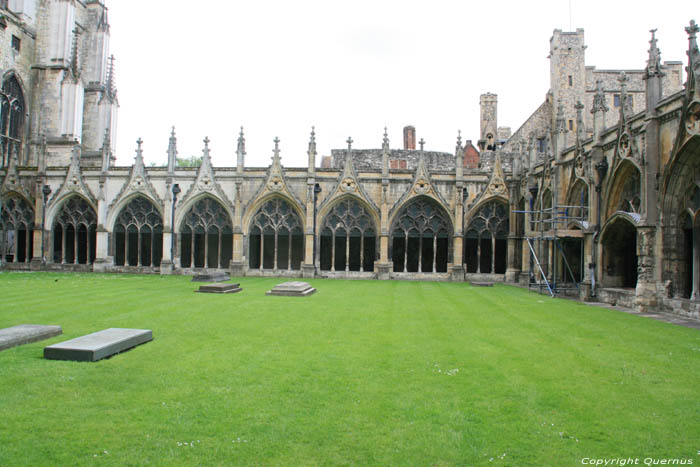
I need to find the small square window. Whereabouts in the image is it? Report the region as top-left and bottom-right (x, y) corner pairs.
(11, 35), (20, 52)
(614, 95), (621, 107)
(568, 120), (574, 131)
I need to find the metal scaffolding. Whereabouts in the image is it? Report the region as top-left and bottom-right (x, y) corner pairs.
(514, 204), (587, 297)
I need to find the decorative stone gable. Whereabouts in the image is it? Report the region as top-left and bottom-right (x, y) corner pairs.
(49, 145), (97, 207)
(318, 137), (379, 215)
(0, 150), (32, 203)
(109, 138), (163, 211)
(179, 137), (232, 208)
(245, 137), (305, 216)
(390, 138), (450, 216)
(683, 20), (700, 137)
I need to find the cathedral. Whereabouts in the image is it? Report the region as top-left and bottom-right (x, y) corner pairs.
(1, 1), (699, 319)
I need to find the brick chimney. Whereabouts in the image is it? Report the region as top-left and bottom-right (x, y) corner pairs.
(403, 126), (416, 150)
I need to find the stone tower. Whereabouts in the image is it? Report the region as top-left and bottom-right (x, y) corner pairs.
(479, 93), (498, 151)
(549, 29), (586, 134)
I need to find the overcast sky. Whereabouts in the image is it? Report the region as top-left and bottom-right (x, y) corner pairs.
(106, 0), (693, 168)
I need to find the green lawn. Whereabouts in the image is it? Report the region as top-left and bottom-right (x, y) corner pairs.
(1, 272), (699, 466)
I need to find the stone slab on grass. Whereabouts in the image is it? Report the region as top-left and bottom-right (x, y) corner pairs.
(196, 283), (242, 294)
(44, 328), (153, 362)
(266, 281), (316, 297)
(470, 281), (494, 287)
(0, 325), (63, 352)
(191, 272), (231, 283)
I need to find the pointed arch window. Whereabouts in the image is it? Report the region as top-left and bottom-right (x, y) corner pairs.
(319, 198), (377, 272)
(179, 197), (233, 269)
(390, 197), (451, 273)
(464, 200), (508, 274)
(0, 194), (34, 263)
(248, 198), (303, 271)
(52, 197), (97, 265)
(1, 75), (25, 167)
(114, 197), (164, 267)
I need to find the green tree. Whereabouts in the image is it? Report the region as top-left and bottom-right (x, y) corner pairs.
(176, 155), (203, 167)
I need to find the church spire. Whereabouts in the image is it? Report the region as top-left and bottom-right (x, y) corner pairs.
(381, 127), (389, 178)
(307, 127), (316, 174)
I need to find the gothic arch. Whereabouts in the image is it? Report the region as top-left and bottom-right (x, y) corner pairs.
(1, 72), (26, 167)
(463, 199), (509, 274)
(178, 195), (233, 269)
(46, 193), (97, 230)
(389, 195), (452, 273)
(107, 191), (164, 233)
(600, 214), (638, 288)
(51, 195), (97, 265)
(316, 193), (380, 237)
(605, 159), (641, 219)
(0, 192), (35, 263)
(174, 191), (233, 235)
(242, 193), (305, 237)
(318, 196), (378, 272)
(565, 178), (590, 221)
(112, 195), (164, 267)
(247, 196), (304, 271)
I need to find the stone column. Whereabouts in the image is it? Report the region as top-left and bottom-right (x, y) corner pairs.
(375, 181), (392, 280)
(230, 181), (246, 277)
(505, 189), (520, 282)
(301, 181), (316, 278)
(579, 231), (594, 301)
(159, 181), (174, 275)
(92, 195), (112, 272)
(635, 225), (658, 312)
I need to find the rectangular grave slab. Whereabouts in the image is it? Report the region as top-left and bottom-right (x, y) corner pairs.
(44, 328), (153, 362)
(266, 281), (316, 297)
(0, 325), (63, 352)
(196, 283), (242, 294)
(469, 282), (494, 287)
(191, 272), (231, 283)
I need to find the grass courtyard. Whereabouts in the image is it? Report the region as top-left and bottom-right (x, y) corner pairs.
(0, 272), (699, 466)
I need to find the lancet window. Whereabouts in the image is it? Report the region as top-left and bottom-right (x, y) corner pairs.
(0, 194), (34, 263)
(0, 75), (25, 167)
(114, 197), (163, 267)
(391, 197), (450, 273)
(179, 197), (233, 269)
(248, 198), (304, 271)
(464, 200), (508, 274)
(52, 196), (97, 265)
(319, 198), (376, 272)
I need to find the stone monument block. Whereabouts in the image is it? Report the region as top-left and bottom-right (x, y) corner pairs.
(266, 281), (317, 297)
(191, 272), (231, 283)
(0, 325), (63, 352)
(196, 283), (242, 294)
(44, 328), (153, 362)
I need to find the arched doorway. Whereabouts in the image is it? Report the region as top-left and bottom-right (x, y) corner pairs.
(319, 197), (377, 272)
(248, 198), (304, 271)
(114, 196), (164, 267)
(179, 197), (233, 269)
(52, 196), (97, 265)
(390, 197), (451, 273)
(0, 194), (34, 263)
(601, 217), (637, 288)
(464, 200), (508, 274)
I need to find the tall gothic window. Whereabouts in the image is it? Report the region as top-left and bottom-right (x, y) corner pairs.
(114, 197), (164, 267)
(248, 198), (303, 271)
(179, 197), (233, 269)
(319, 198), (376, 272)
(391, 197), (451, 273)
(0, 75), (25, 167)
(52, 196), (97, 265)
(0, 194), (34, 263)
(464, 200), (508, 274)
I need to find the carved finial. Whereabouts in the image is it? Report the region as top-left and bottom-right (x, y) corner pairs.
(346, 136), (353, 150)
(457, 130), (463, 148)
(272, 137), (281, 163)
(618, 71), (629, 89)
(202, 136), (211, 161)
(591, 79), (610, 114)
(70, 27), (81, 78)
(382, 127), (389, 149)
(419, 138), (425, 151)
(646, 28), (663, 78)
(136, 137), (143, 153)
(686, 19), (699, 39)
(237, 127), (246, 154)
(171, 126), (176, 138)
(106, 55), (116, 99)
